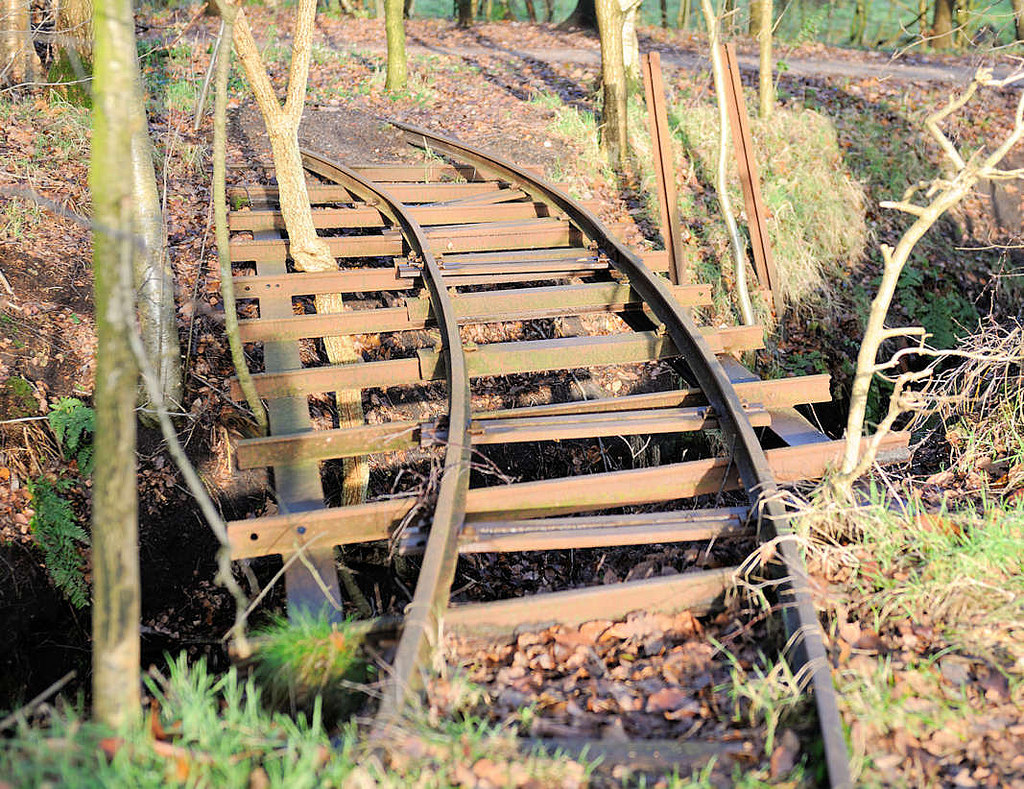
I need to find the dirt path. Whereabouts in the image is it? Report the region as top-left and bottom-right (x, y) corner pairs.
(343, 38), (999, 85)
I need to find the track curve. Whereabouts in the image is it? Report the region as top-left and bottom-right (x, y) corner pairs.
(223, 125), (913, 785)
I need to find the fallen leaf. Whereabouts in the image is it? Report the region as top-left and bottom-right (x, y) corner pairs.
(769, 729), (800, 779)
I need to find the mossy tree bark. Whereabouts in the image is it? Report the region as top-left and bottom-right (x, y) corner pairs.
(932, 0), (953, 46)
(218, 0), (368, 505)
(1013, 0), (1023, 42)
(385, 0), (407, 90)
(90, 0), (141, 729)
(595, 0), (626, 166)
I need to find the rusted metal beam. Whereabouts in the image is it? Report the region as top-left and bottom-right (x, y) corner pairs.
(235, 282), (713, 342)
(249, 234), (342, 618)
(444, 568), (734, 636)
(229, 201), (553, 231)
(225, 432), (910, 560)
(478, 374), (832, 419)
(451, 507), (750, 552)
(228, 181), (512, 205)
(230, 326), (765, 399)
(720, 43), (783, 315)
(228, 217), (573, 263)
(234, 403), (769, 469)
(642, 52), (688, 285)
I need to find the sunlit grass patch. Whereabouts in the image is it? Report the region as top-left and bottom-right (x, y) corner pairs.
(671, 102), (867, 308)
(250, 612), (374, 723)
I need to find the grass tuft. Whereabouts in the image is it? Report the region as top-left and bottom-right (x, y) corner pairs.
(250, 612), (374, 723)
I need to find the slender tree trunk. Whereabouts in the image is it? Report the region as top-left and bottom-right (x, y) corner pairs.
(758, 0), (772, 119)
(722, 0), (735, 35)
(90, 0), (141, 729)
(523, 0), (537, 21)
(457, 0), (474, 25)
(952, 0), (970, 46)
(403, 0), (414, 16)
(850, 0), (868, 44)
(919, 0), (929, 35)
(226, 0), (368, 505)
(659, 0), (667, 27)
(595, 0), (626, 165)
(932, 0), (953, 46)
(1014, 0), (1024, 42)
(543, 0), (553, 21)
(212, 13), (267, 434)
(620, 0), (641, 83)
(1, 0), (40, 86)
(749, 0), (762, 35)
(676, 0), (691, 29)
(131, 73), (183, 416)
(385, 0), (407, 90)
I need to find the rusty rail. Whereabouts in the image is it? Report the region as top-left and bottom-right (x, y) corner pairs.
(222, 129), (910, 786)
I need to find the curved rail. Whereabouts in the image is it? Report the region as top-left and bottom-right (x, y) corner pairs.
(297, 150), (473, 721)
(389, 122), (852, 787)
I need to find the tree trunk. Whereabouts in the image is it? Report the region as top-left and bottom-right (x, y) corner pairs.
(385, 0), (407, 90)
(1, 0), (40, 87)
(227, 0), (368, 505)
(676, 0), (691, 29)
(758, 0), (772, 119)
(56, 0), (93, 60)
(561, 0), (597, 28)
(749, 0), (762, 35)
(850, 0), (868, 44)
(457, 0), (474, 25)
(722, 0), (734, 35)
(523, 0), (537, 21)
(620, 0), (640, 83)
(1014, 0), (1024, 42)
(212, 12), (267, 434)
(952, 0), (970, 46)
(595, 0), (626, 165)
(403, 0), (414, 16)
(131, 74), (183, 416)
(90, 0), (141, 729)
(543, 0), (553, 21)
(931, 0), (953, 46)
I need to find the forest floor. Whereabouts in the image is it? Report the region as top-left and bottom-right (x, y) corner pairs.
(1, 9), (1023, 787)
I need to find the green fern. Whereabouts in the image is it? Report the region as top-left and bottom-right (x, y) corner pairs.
(27, 476), (90, 608)
(48, 397), (95, 475)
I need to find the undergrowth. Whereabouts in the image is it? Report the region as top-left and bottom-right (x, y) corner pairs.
(48, 397), (95, 475)
(0, 652), (590, 787)
(26, 475), (90, 608)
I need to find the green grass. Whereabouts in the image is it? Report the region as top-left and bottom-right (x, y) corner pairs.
(250, 613), (373, 723)
(0, 652), (591, 787)
(670, 100), (867, 309)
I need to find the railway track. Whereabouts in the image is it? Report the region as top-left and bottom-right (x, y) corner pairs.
(223, 122), (909, 786)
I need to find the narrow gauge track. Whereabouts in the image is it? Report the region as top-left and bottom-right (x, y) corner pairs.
(223, 124), (909, 786)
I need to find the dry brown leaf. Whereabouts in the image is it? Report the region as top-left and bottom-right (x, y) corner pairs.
(769, 729), (800, 779)
(645, 687), (690, 713)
